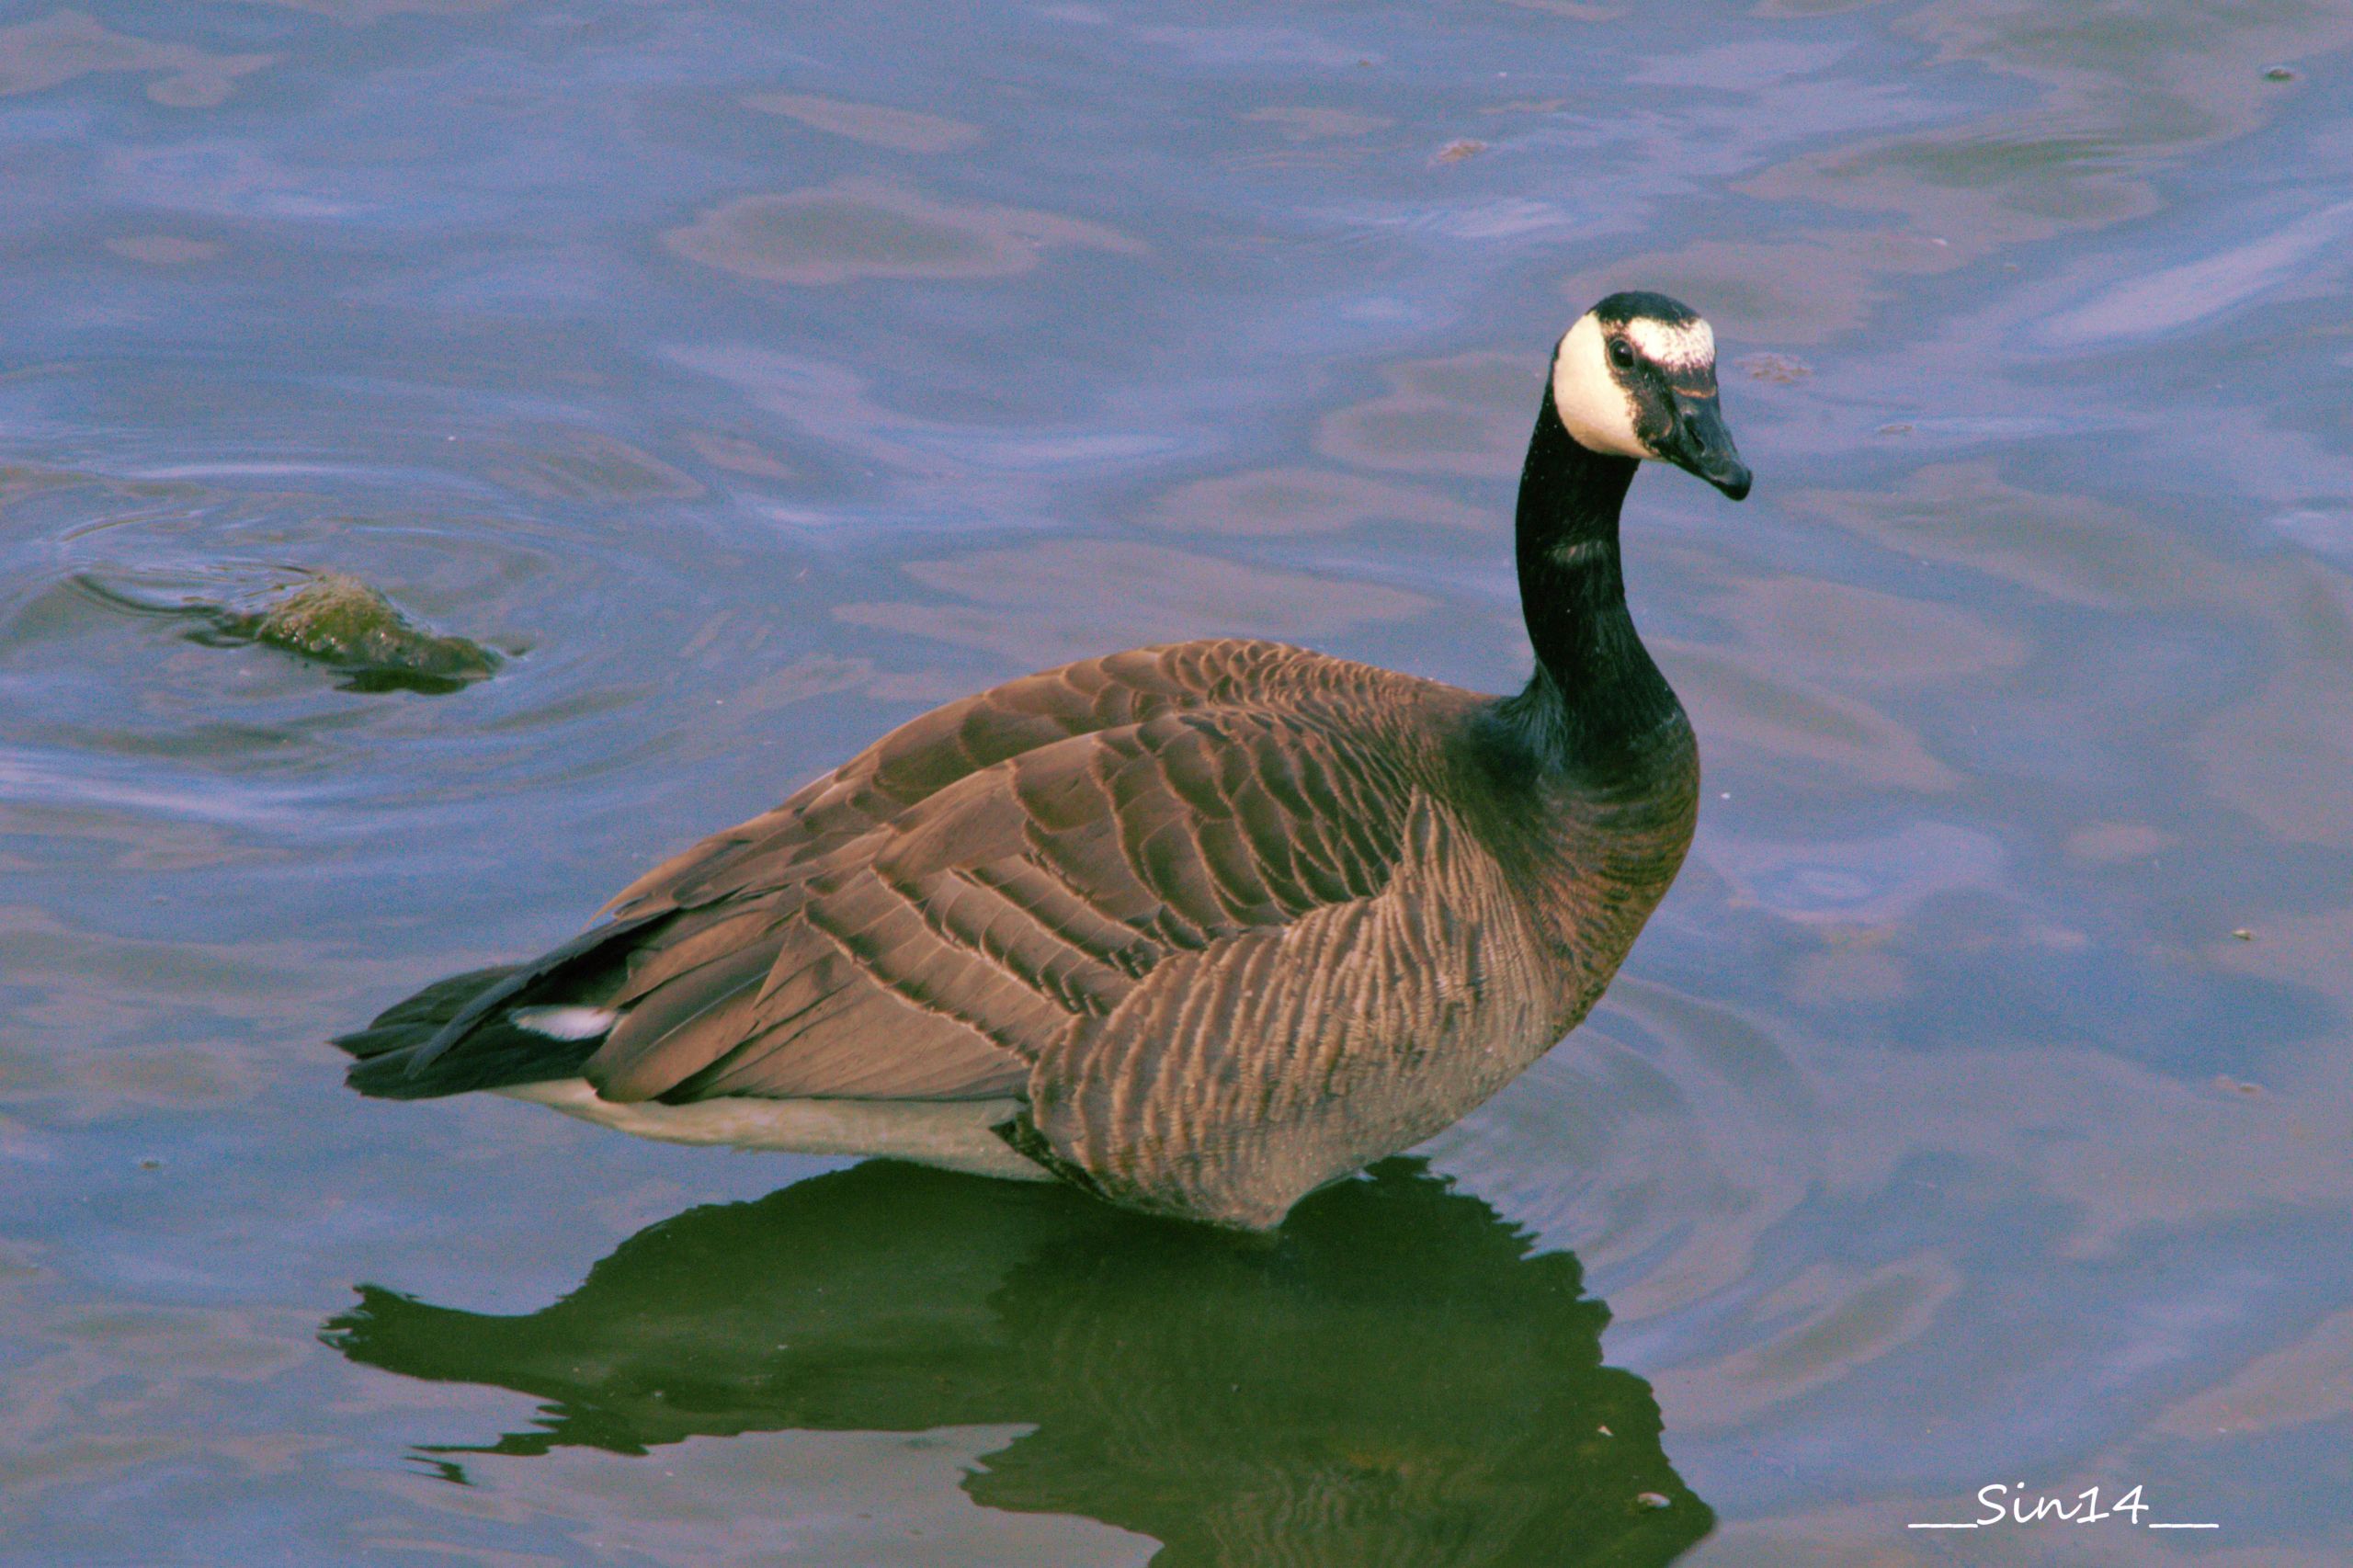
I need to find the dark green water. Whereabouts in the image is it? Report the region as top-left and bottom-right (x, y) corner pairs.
(4, 3), (2350, 1563)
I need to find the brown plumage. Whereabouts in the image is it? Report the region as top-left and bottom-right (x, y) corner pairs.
(340, 291), (1751, 1230)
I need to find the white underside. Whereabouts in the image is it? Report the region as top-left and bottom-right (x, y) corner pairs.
(495, 1078), (1051, 1182)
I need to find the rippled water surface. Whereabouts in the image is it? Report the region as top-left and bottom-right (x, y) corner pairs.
(6, 3), (2352, 1563)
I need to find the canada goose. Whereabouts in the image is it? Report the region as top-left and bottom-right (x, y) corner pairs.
(339, 290), (1750, 1231)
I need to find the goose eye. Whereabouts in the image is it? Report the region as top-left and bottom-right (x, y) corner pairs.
(1608, 337), (1635, 369)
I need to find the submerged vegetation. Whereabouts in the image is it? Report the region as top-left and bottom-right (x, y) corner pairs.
(80, 569), (504, 694)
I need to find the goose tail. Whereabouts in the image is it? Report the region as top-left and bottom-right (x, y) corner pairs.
(334, 966), (522, 1062)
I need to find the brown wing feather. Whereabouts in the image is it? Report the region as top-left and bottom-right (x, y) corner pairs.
(600, 639), (1325, 919)
(360, 639), (1449, 1110)
(562, 643), (1430, 1108)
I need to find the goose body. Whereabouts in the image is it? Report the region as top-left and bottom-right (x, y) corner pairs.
(340, 291), (1750, 1230)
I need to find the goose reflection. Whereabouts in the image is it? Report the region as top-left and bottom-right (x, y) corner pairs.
(324, 1158), (1711, 1566)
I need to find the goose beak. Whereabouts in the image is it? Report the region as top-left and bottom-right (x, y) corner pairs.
(1662, 392), (1751, 501)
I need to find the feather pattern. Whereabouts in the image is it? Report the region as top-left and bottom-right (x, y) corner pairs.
(343, 638), (1697, 1225)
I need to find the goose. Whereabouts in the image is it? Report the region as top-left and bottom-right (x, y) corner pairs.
(338, 290), (1751, 1231)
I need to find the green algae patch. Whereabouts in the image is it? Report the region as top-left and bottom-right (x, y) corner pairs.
(78, 570), (506, 694)
(215, 573), (502, 693)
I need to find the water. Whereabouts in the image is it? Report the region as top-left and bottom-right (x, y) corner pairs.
(4, 2), (2350, 1562)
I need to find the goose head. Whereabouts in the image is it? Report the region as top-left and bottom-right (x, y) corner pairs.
(1551, 290), (1751, 500)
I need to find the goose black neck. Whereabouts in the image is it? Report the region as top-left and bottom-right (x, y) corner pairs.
(1488, 387), (1685, 777)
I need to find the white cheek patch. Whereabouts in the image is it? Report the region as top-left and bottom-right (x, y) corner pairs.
(1624, 316), (1715, 372)
(1550, 313), (1645, 458)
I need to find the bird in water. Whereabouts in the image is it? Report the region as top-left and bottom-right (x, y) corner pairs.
(338, 290), (1750, 1231)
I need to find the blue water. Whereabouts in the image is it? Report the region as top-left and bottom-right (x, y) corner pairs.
(5, 2), (2351, 1562)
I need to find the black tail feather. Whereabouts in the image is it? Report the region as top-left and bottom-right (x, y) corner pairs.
(334, 966), (522, 1061)
(336, 915), (661, 1102)
(347, 1016), (604, 1100)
